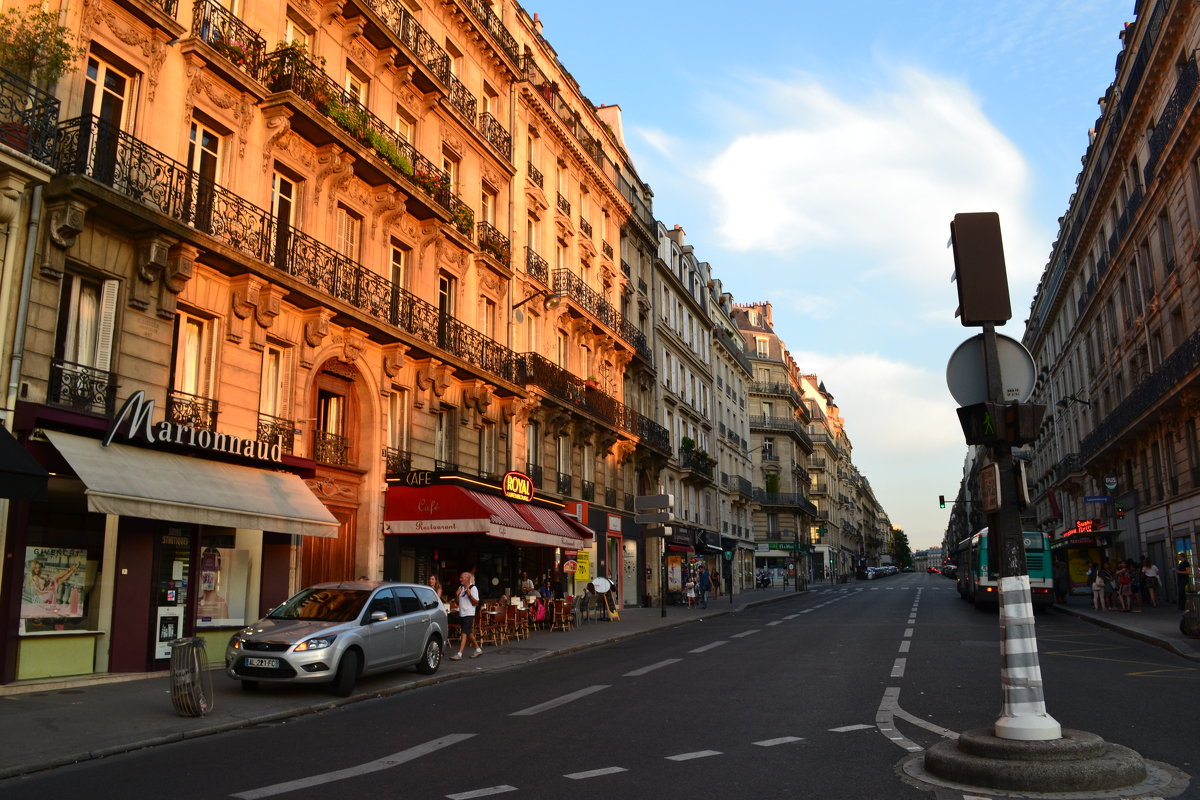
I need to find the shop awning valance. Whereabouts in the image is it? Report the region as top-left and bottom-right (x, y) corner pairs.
(384, 484), (590, 549)
(44, 430), (339, 538)
(0, 425), (48, 501)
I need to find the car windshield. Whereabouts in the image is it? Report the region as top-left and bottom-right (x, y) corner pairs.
(268, 588), (369, 622)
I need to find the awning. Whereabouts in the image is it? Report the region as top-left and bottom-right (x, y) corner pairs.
(0, 425), (48, 501)
(384, 484), (588, 549)
(44, 430), (339, 537)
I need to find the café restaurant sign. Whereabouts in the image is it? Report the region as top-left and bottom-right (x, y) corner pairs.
(103, 390), (284, 464)
(502, 471), (534, 503)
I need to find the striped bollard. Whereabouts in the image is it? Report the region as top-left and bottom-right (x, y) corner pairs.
(995, 574), (1061, 740)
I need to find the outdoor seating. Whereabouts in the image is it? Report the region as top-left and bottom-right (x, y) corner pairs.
(551, 598), (572, 631)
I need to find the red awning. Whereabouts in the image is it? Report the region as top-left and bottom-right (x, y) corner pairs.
(384, 485), (587, 548)
(517, 503), (593, 541)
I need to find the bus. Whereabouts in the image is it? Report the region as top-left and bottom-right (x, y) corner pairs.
(956, 528), (1054, 610)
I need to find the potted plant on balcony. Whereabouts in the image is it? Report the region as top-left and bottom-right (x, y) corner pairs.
(0, 7), (81, 152)
(584, 376), (599, 390)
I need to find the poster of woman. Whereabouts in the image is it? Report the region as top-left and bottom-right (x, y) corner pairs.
(21, 547), (88, 623)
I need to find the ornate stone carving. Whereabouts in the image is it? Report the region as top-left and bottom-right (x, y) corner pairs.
(0, 173), (29, 227)
(373, 185), (407, 234)
(337, 329), (368, 363)
(80, 0), (168, 100)
(314, 145), (349, 206)
(443, 133), (465, 156)
(413, 359), (453, 410)
(382, 344), (408, 379)
(157, 243), (197, 319)
(300, 309), (333, 368)
(228, 274), (281, 349)
(128, 235), (172, 312)
(183, 54), (253, 158)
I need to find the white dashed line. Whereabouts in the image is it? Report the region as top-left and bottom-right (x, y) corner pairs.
(903, 628), (913, 638)
(623, 659), (681, 677)
(829, 724), (874, 733)
(891, 658), (906, 678)
(730, 629), (760, 638)
(766, 620), (783, 627)
(753, 736), (805, 747)
(898, 640), (910, 653)
(666, 750), (722, 761)
(510, 685), (610, 716)
(446, 787), (518, 799)
(564, 767), (628, 780)
(688, 641), (728, 653)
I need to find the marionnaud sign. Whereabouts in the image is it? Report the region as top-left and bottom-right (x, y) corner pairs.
(103, 390), (284, 464)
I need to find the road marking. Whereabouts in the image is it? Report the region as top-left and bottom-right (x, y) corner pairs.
(898, 640), (911, 653)
(666, 750), (722, 761)
(877, 686), (930, 753)
(829, 724), (873, 733)
(511, 685), (610, 716)
(232, 733), (475, 798)
(565, 767), (627, 780)
(689, 641), (728, 653)
(754, 736), (805, 746)
(730, 629), (760, 638)
(799, 609), (814, 614)
(446, 787), (518, 799)
(891, 658), (906, 678)
(783, 614), (799, 619)
(903, 628), (914, 638)
(767, 620), (783, 626)
(624, 659), (680, 677)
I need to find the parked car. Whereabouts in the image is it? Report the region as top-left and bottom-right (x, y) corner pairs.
(226, 581), (448, 696)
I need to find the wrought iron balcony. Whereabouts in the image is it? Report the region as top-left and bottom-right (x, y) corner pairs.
(444, 72), (477, 122)
(518, 353), (670, 454)
(624, 492), (635, 511)
(527, 161), (543, 187)
(556, 192), (571, 216)
(733, 475), (753, 498)
(168, 389), (218, 431)
(48, 359), (116, 415)
(315, 431), (350, 466)
(526, 462), (544, 488)
(556, 471), (573, 495)
(476, 221), (511, 265)
(477, 111), (512, 159)
(151, 0), (180, 13)
(579, 217), (592, 238)
(1145, 52), (1198, 184)
(0, 66), (59, 166)
(811, 482), (829, 494)
(749, 414), (813, 450)
(750, 380), (802, 406)
(525, 247), (549, 284)
(434, 458), (458, 472)
(601, 241), (613, 260)
(191, 0), (266, 83)
(621, 260), (630, 277)
(680, 449), (715, 481)
(752, 489), (818, 516)
(581, 479), (595, 502)
(257, 412), (296, 454)
(384, 443), (412, 474)
(55, 116), (522, 388)
(604, 487), (617, 507)
(361, 0), (453, 86)
(552, 269), (650, 362)
(1056, 453), (1083, 477)
(457, 0), (520, 64)
(521, 54), (606, 167)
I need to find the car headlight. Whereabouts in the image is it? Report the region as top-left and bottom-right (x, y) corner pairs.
(294, 635), (336, 652)
(229, 636), (244, 650)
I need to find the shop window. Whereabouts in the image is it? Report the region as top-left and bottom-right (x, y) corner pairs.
(20, 485), (106, 635)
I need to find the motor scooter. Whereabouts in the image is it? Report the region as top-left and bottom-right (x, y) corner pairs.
(757, 573), (771, 589)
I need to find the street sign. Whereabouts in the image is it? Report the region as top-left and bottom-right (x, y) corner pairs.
(634, 493), (673, 511)
(1084, 495), (1110, 503)
(634, 511), (670, 524)
(1104, 476), (1118, 490)
(980, 463), (1000, 513)
(946, 333), (1036, 406)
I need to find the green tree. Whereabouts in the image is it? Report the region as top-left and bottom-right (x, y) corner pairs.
(892, 528), (913, 569)
(0, 8), (83, 85)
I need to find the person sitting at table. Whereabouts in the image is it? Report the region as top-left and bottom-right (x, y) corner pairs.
(539, 578), (553, 600)
(530, 595), (547, 627)
(519, 571), (535, 594)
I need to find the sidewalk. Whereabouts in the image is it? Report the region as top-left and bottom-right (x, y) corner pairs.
(0, 586), (805, 780)
(1050, 596), (1200, 662)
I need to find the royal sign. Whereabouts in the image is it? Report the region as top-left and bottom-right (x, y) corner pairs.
(502, 471), (534, 503)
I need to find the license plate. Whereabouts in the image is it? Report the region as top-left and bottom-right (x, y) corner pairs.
(244, 657), (279, 669)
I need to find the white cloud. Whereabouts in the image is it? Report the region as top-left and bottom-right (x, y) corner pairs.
(699, 65), (1049, 293)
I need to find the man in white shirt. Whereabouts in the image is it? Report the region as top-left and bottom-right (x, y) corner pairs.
(450, 571), (482, 660)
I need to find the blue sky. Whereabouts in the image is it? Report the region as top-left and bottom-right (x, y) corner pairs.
(525, 1), (1132, 548)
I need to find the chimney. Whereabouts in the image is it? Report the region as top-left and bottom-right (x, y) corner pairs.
(533, 12), (543, 34)
(667, 224), (685, 247)
(595, 104), (625, 147)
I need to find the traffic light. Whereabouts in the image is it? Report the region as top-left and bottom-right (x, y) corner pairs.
(1116, 503), (1126, 520)
(950, 212), (1012, 326)
(939, 495), (946, 509)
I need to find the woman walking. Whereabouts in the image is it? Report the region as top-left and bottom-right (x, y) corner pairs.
(1142, 557), (1160, 608)
(1089, 562), (1106, 611)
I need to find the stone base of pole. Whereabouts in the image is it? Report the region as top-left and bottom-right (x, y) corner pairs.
(924, 728), (1147, 793)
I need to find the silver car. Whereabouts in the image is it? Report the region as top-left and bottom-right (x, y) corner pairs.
(226, 581), (448, 696)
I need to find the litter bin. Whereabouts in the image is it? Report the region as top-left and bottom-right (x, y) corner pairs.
(169, 637), (213, 717)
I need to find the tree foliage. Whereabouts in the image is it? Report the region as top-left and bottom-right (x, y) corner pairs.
(892, 528), (913, 568)
(0, 8), (83, 85)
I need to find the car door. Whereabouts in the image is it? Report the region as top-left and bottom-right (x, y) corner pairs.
(392, 587), (427, 664)
(357, 588), (405, 672)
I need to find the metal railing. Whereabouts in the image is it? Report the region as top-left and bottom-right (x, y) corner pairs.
(361, 0), (452, 84)
(0, 65), (59, 166)
(733, 475), (753, 497)
(521, 54), (607, 168)
(552, 268), (650, 362)
(168, 389), (218, 431)
(680, 449), (715, 480)
(556, 192), (571, 215)
(458, 0), (520, 64)
(526, 463), (543, 488)
(476, 221), (510, 265)
(383, 447), (412, 474)
(749, 414), (813, 449)
(752, 489), (818, 515)
(581, 479), (595, 501)
(556, 471), (573, 495)
(314, 431), (350, 465)
(527, 161), (543, 187)
(525, 246), (549, 283)
(579, 217), (592, 238)
(192, 0), (266, 81)
(257, 412), (296, 454)
(48, 359), (117, 415)
(444, 72), (477, 121)
(604, 487), (616, 507)
(477, 111), (512, 159)
(602, 241), (613, 259)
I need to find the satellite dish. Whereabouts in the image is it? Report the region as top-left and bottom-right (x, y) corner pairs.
(513, 307), (525, 324)
(592, 577), (612, 593)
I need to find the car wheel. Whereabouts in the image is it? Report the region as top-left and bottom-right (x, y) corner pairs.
(240, 679), (259, 692)
(416, 635), (442, 675)
(331, 649), (360, 697)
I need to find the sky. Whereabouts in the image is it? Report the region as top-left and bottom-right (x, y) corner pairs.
(525, 0), (1133, 550)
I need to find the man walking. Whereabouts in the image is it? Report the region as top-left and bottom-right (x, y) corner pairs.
(698, 565), (712, 609)
(1175, 553), (1192, 611)
(450, 571), (482, 660)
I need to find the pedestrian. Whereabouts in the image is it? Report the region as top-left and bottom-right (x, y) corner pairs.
(428, 574), (445, 603)
(1088, 562), (1106, 611)
(1128, 560), (1143, 612)
(1053, 558), (1070, 604)
(684, 576), (696, 608)
(1175, 553), (1192, 611)
(449, 571), (482, 660)
(711, 568), (721, 598)
(698, 566), (712, 609)
(1142, 557), (1160, 608)
(1101, 561), (1118, 610)
(1115, 560), (1133, 612)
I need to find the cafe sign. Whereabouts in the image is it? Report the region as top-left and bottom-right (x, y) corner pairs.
(103, 390), (283, 464)
(502, 471), (534, 503)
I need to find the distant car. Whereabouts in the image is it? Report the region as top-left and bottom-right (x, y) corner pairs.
(927, 567), (940, 574)
(226, 581), (448, 696)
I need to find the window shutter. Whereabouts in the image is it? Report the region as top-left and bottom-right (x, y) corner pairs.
(94, 279), (119, 372)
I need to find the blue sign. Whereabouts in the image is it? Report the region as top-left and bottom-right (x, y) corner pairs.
(1084, 495), (1110, 503)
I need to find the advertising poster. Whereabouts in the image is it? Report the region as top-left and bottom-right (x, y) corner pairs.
(196, 547), (251, 627)
(575, 550), (591, 582)
(667, 555), (683, 591)
(21, 547), (90, 631)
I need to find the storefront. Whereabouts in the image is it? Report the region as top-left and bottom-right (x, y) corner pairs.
(1050, 528), (1118, 596)
(1, 403), (340, 684)
(382, 471), (593, 600)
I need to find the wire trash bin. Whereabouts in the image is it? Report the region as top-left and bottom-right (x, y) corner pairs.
(169, 636), (214, 717)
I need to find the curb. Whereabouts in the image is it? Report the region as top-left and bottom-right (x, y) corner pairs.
(1051, 605), (1200, 663)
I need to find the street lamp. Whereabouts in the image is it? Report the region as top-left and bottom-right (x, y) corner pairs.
(1055, 394), (1090, 409)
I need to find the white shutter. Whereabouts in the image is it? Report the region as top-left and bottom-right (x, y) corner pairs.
(94, 279), (119, 372)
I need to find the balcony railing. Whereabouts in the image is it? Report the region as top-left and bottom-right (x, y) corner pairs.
(581, 479), (595, 501)
(602, 241), (613, 260)
(257, 412), (296, 454)
(152, 0), (180, 13)
(0, 66), (59, 166)
(315, 431), (351, 466)
(680, 449), (715, 481)
(56, 115), (520, 388)
(556, 471), (573, 495)
(1145, 53), (1199, 184)
(527, 161), (543, 187)
(47, 359), (116, 415)
(261, 47), (473, 236)
(525, 247), (549, 284)
(458, 0), (520, 64)
(445, 72), (477, 122)
(556, 192), (571, 215)
(383, 446), (412, 475)
(579, 217), (592, 238)
(552, 268), (650, 362)
(192, 0), (266, 82)
(361, 0), (452, 85)
(749, 414), (813, 449)
(624, 492), (634, 512)
(477, 220), (511, 265)
(521, 54), (607, 168)
(752, 489), (818, 516)
(168, 389), (218, 431)
(519, 353), (670, 454)
(477, 112), (512, 159)
(604, 487), (617, 507)
(733, 475), (753, 498)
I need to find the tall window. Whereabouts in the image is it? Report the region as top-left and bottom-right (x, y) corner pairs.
(388, 388), (409, 451)
(336, 205), (361, 260)
(56, 273), (118, 372)
(756, 337), (769, 357)
(82, 55), (132, 181)
(481, 186), (497, 225)
(1158, 212), (1176, 273)
(259, 344), (288, 419)
(187, 122), (220, 231)
(556, 434), (571, 475)
(390, 243), (407, 290)
(435, 407), (456, 467)
(394, 108), (415, 144)
(480, 298), (497, 340)
(442, 152), (459, 192)
(480, 422), (496, 477)
(284, 16), (309, 47)
(271, 171), (295, 266)
(345, 69), (367, 105)
(173, 311), (215, 398)
(438, 271), (457, 317)
(556, 330), (569, 368)
(526, 420), (541, 470)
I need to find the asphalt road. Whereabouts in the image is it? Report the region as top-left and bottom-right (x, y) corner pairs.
(4, 573), (1197, 799)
